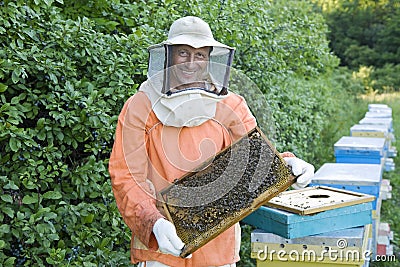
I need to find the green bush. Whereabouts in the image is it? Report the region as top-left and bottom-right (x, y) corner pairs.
(370, 64), (400, 93)
(313, 0), (400, 69)
(351, 64), (400, 94)
(308, 68), (367, 168)
(1, 0), (343, 266)
(0, 1), (137, 266)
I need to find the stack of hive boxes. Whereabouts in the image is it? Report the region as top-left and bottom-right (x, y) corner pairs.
(242, 103), (396, 266)
(334, 104), (395, 259)
(377, 222), (394, 256)
(309, 163), (381, 260)
(354, 104), (396, 171)
(311, 103), (396, 261)
(242, 185), (375, 266)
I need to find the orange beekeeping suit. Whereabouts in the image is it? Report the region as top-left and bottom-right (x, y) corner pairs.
(109, 90), (256, 267)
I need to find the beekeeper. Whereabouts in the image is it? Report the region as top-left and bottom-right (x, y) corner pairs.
(109, 16), (314, 267)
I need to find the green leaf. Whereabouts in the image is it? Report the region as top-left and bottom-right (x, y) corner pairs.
(2, 207), (14, 218)
(37, 118), (45, 129)
(47, 233), (59, 240)
(1, 194), (13, 203)
(4, 181), (19, 190)
(0, 103), (10, 112)
(36, 223), (48, 234)
(99, 237), (111, 248)
(89, 116), (100, 127)
(43, 191), (62, 199)
(49, 73), (58, 84)
(9, 137), (20, 152)
(43, 0), (54, 6)
(11, 96), (20, 105)
(83, 262), (97, 267)
(17, 38), (24, 49)
(0, 224), (10, 233)
(56, 131), (64, 141)
(11, 70), (20, 84)
(37, 129), (46, 141)
(22, 194), (38, 204)
(4, 256), (15, 266)
(0, 83), (7, 92)
(83, 213), (94, 224)
(22, 179), (39, 190)
(17, 211), (25, 220)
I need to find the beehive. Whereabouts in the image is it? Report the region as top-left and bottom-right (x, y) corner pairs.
(365, 111), (392, 119)
(251, 224), (372, 267)
(359, 117), (393, 132)
(350, 124), (389, 138)
(242, 187), (374, 239)
(334, 136), (386, 164)
(159, 127), (295, 258)
(309, 163), (382, 210)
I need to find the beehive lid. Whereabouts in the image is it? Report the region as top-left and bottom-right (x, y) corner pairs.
(368, 106), (392, 114)
(359, 117), (392, 128)
(159, 127), (295, 257)
(368, 103), (389, 110)
(350, 124), (389, 134)
(365, 111), (392, 118)
(334, 136), (386, 151)
(265, 186), (375, 215)
(312, 163), (382, 186)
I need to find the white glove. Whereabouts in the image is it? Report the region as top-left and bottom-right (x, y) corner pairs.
(153, 218), (184, 257)
(283, 157), (315, 189)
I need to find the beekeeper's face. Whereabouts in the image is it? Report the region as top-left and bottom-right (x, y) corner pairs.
(169, 45), (211, 90)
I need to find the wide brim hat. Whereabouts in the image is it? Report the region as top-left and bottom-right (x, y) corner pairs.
(149, 16), (234, 51)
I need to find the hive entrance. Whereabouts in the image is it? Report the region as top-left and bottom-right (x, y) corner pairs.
(308, 194), (330, 198)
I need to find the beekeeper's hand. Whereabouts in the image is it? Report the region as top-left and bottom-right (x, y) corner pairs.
(153, 218), (185, 257)
(284, 157), (315, 189)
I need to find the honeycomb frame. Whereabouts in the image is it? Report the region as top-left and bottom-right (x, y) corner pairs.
(159, 127), (295, 258)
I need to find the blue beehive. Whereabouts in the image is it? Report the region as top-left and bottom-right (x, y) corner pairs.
(309, 163), (382, 210)
(251, 224), (369, 248)
(334, 136), (386, 164)
(384, 158), (396, 172)
(387, 147), (398, 158)
(242, 202), (373, 239)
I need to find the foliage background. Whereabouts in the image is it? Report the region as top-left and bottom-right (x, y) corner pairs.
(0, 0), (398, 266)
(312, 0), (400, 94)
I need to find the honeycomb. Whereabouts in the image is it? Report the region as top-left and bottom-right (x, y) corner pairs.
(159, 127), (295, 257)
